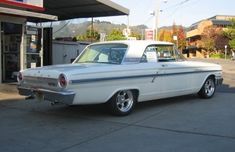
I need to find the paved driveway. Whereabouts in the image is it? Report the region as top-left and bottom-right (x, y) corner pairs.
(0, 58), (235, 152)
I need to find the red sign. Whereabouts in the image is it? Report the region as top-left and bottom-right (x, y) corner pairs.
(145, 29), (154, 40)
(0, 0), (45, 11)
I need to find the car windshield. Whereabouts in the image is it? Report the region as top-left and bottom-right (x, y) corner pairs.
(74, 43), (128, 64)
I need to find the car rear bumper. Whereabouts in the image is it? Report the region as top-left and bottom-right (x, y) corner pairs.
(18, 86), (75, 105)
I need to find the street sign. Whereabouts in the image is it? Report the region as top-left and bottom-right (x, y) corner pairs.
(145, 29), (154, 40)
(122, 28), (131, 37)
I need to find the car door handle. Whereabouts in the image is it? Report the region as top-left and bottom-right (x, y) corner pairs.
(161, 64), (168, 67)
(151, 72), (158, 83)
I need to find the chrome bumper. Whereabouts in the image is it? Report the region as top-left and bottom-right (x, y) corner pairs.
(18, 86), (75, 105)
(215, 77), (223, 85)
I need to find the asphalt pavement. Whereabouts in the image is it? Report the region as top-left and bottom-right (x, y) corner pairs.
(0, 58), (235, 152)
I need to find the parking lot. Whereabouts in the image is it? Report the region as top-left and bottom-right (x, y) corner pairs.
(0, 58), (235, 152)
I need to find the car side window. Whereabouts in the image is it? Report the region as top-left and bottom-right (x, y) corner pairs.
(140, 46), (158, 63)
(141, 45), (180, 63)
(157, 45), (176, 62)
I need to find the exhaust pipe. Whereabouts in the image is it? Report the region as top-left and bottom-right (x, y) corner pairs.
(51, 101), (61, 106)
(25, 95), (35, 100)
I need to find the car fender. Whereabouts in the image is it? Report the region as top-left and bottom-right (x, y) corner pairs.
(105, 87), (140, 103)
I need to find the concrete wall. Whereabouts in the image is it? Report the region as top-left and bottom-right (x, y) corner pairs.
(52, 41), (89, 65)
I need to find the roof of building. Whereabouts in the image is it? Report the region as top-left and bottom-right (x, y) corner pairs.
(0, 6), (58, 21)
(207, 15), (235, 20)
(188, 15), (235, 28)
(34, 0), (129, 22)
(211, 19), (232, 26)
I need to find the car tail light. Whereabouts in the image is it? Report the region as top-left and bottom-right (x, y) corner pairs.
(58, 74), (67, 88)
(17, 72), (23, 82)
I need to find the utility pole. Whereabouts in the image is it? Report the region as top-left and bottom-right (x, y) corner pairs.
(225, 45), (227, 60)
(154, 0), (167, 41)
(91, 17), (94, 43)
(173, 35), (178, 50)
(154, 7), (159, 41)
(127, 15), (130, 30)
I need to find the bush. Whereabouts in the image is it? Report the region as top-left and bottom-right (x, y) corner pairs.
(210, 53), (224, 58)
(210, 53), (231, 59)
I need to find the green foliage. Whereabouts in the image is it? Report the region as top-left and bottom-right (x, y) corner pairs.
(86, 29), (100, 40)
(129, 31), (141, 40)
(229, 39), (235, 49)
(201, 37), (215, 51)
(158, 29), (172, 42)
(200, 26), (227, 52)
(209, 53), (225, 58)
(76, 29), (100, 41)
(76, 35), (86, 41)
(224, 19), (235, 50)
(210, 53), (231, 59)
(159, 25), (186, 50)
(224, 19), (235, 39)
(215, 32), (229, 50)
(106, 29), (127, 41)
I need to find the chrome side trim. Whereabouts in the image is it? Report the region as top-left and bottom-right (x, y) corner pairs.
(71, 70), (222, 84)
(18, 86), (75, 105)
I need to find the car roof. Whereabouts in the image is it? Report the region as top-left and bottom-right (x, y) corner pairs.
(89, 40), (174, 63)
(91, 40), (173, 46)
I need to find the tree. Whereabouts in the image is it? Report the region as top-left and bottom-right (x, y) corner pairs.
(158, 29), (165, 41)
(129, 31), (141, 40)
(229, 39), (235, 50)
(106, 29), (126, 41)
(86, 28), (100, 41)
(224, 19), (235, 50)
(177, 26), (186, 50)
(76, 26), (100, 42)
(158, 29), (172, 42)
(215, 32), (229, 50)
(163, 30), (173, 42)
(201, 37), (215, 52)
(200, 26), (222, 53)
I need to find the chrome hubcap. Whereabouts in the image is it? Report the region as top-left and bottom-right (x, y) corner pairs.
(205, 79), (215, 97)
(116, 90), (134, 112)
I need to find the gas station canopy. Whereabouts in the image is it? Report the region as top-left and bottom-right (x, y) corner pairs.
(36, 0), (129, 22)
(0, 0), (129, 22)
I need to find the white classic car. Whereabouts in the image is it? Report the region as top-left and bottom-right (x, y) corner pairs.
(18, 40), (223, 116)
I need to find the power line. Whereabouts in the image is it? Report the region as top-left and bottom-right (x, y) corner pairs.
(53, 21), (71, 34)
(162, 0), (191, 11)
(163, 0), (201, 19)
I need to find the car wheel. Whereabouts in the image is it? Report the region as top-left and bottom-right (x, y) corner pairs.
(198, 77), (216, 98)
(108, 90), (136, 116)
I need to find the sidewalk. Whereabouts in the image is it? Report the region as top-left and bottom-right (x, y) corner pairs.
(0, 83), (25, 101)
(189, 58), (235, 74)
(189, 58), (235, 88)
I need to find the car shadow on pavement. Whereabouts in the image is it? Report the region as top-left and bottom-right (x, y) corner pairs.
(217, 84), (235, 93)
(42, 94), (199, 117)
(1, 89), (225, 118)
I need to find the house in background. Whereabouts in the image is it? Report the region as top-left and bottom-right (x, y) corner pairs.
(185, 15), (235, 58)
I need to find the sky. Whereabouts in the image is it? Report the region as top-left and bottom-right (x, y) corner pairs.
(97, 0), (235, 28)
